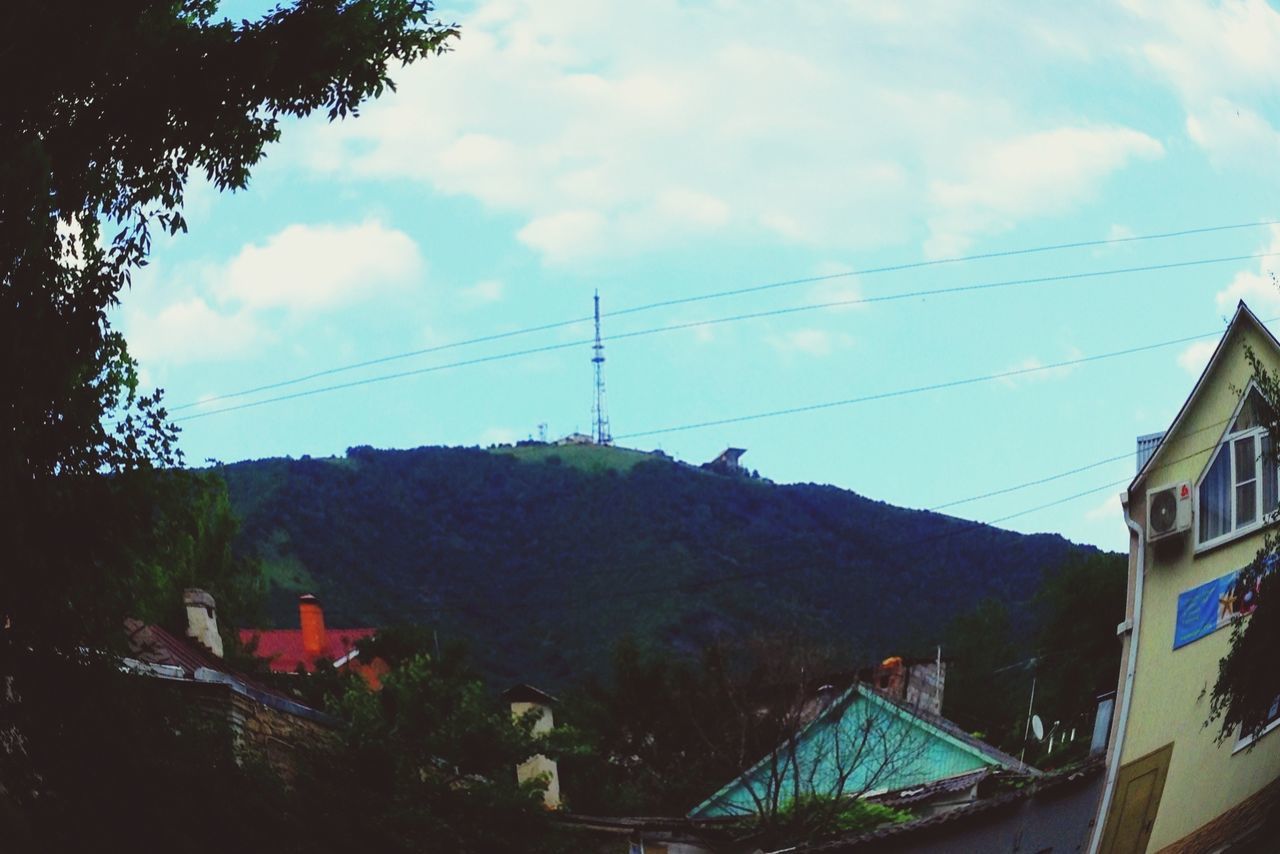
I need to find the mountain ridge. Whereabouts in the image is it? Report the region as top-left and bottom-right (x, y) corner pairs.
(217, 442), (1101, 687)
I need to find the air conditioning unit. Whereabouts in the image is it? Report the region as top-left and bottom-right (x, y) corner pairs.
(1147, 481), (1193, 541)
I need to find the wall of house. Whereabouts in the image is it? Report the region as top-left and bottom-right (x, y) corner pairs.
(511, 699), (561, 808)
(1116, 321), (1280, 852)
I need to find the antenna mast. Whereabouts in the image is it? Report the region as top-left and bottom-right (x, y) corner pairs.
(591, 290), (612, 445)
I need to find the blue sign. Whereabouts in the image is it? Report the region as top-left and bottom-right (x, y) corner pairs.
(1173, 558), (1271, 650)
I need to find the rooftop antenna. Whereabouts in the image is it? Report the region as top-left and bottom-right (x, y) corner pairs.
(591, 290), (612, 445)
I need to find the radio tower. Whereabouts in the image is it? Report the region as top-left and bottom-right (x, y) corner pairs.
(591, 290), (612, 445)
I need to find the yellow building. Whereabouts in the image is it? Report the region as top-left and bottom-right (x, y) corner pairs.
(1092, 302), (1280, 853)
(503, 684), (562, 809)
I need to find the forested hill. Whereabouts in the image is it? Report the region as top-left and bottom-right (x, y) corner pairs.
(218, 443), (1097, 688)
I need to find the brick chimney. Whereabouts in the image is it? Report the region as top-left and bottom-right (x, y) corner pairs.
(877, 656), (905, 698)
(183, 588), (223, 658)
(299, 593), (326, 658)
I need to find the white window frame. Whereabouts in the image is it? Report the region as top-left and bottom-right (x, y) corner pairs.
(1194, 383), (1280, 554)
(1232, 693), (1280, 754)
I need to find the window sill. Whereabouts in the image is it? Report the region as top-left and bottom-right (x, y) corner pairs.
(1195, 520), (1271, 557)
(1233, 717), (1280, 754)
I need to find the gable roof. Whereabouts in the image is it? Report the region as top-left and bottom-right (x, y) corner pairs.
(239, 626), (377, 673)
(124, 619), (336, 725)
(502, 683), (558, 705)
(1131, 301), (1280, 494)
(688, 683), (1035, 818)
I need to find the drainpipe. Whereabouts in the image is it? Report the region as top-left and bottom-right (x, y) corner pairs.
(1087, 492), (1145, 854)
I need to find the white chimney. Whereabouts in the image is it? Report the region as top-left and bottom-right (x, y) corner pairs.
(184, 588), (223, 658)
(503, 685), (561, 809)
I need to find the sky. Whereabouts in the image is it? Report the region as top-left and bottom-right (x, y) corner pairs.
(116, 0), (1280, 552)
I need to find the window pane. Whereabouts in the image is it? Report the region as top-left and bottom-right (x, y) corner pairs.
(1201, 446), (1232, 541)
(1238, 481), (1257, 527)
(1236, 436), (1258, 528)
(1235, 435), (1257, 484)
(1234, 392), (1262, 432)
(1265, 435), (1278, 516)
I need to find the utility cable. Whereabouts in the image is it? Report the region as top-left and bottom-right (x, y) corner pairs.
(178, 256), (1279, 422)
(170, 222), (1280, 412)
(614, 322), (1263, 440)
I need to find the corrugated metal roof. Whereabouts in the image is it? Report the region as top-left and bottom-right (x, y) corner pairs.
(124, 619), (337, 725)
(1136, 432), (1164, 474)
(797, 758), (1104, 852)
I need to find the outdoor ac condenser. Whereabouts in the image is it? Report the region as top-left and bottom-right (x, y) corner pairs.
(1147, 481), (1193, 541)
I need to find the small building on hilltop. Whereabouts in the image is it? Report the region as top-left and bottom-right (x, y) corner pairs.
(703, 447), (748, 475)
(1091, 301), (1280, 853)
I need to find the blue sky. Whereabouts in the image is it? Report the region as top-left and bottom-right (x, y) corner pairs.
(117, 0), (1280, 551)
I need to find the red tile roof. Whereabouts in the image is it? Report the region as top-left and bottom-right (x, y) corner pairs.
(239, 627), (377, 673)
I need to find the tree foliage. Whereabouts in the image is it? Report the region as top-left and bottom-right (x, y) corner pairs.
(1209, 342), (1280, 744)
(1, 0), (457, 651)
(292, 646), (573, 853)
(217, 444), (1096, 687)
(943, 551), (1126, 762)
(561, 633), (924, 846)
(0, 0), (458, 843)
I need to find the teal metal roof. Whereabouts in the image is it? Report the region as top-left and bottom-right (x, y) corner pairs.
(688, 686), (1031, 819)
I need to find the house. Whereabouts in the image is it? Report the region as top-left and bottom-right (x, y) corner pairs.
(239, 593), (387, 689)
(1091, 302), (1280, 853)
(704, 447), (747, 475)
(503, 683), (562, 809)
(688, 676), (1034, 820)
(124, 588), (338, 777)
(793, 758), (1105, 853)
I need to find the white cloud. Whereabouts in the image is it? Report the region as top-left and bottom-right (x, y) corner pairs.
(926, 127), (1163, 256)
(1177, 340), (1218, 377)
(123, 221), (423, 368)
(1085, 492), (1123, 523)
(1123, 0), (1280, 168)
(298, 1), (1161, 264)
(479, 427), (519, 446)
(806, 266), (866, 311)
(516, 210), (606, 264)
(766, 327), (854, 358)
(998, 347), (1083, 388)
(460, 278), (505, 305)
(218, 220), (421, 311)
(126, 297), (263, 365)
(1213, 224), (1280, 315)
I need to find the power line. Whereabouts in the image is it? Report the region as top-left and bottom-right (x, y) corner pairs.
(926, 414), (1231, 512)
(177, 254), (1279, 422)
(615, 322), (1256, 440)
(168, 315), (594, 412)
(607, 220), (1280, 318)
(171, 221), (1280, 412)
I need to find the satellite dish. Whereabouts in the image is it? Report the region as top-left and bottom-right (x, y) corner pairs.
(1031, 715), (1045, 741)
